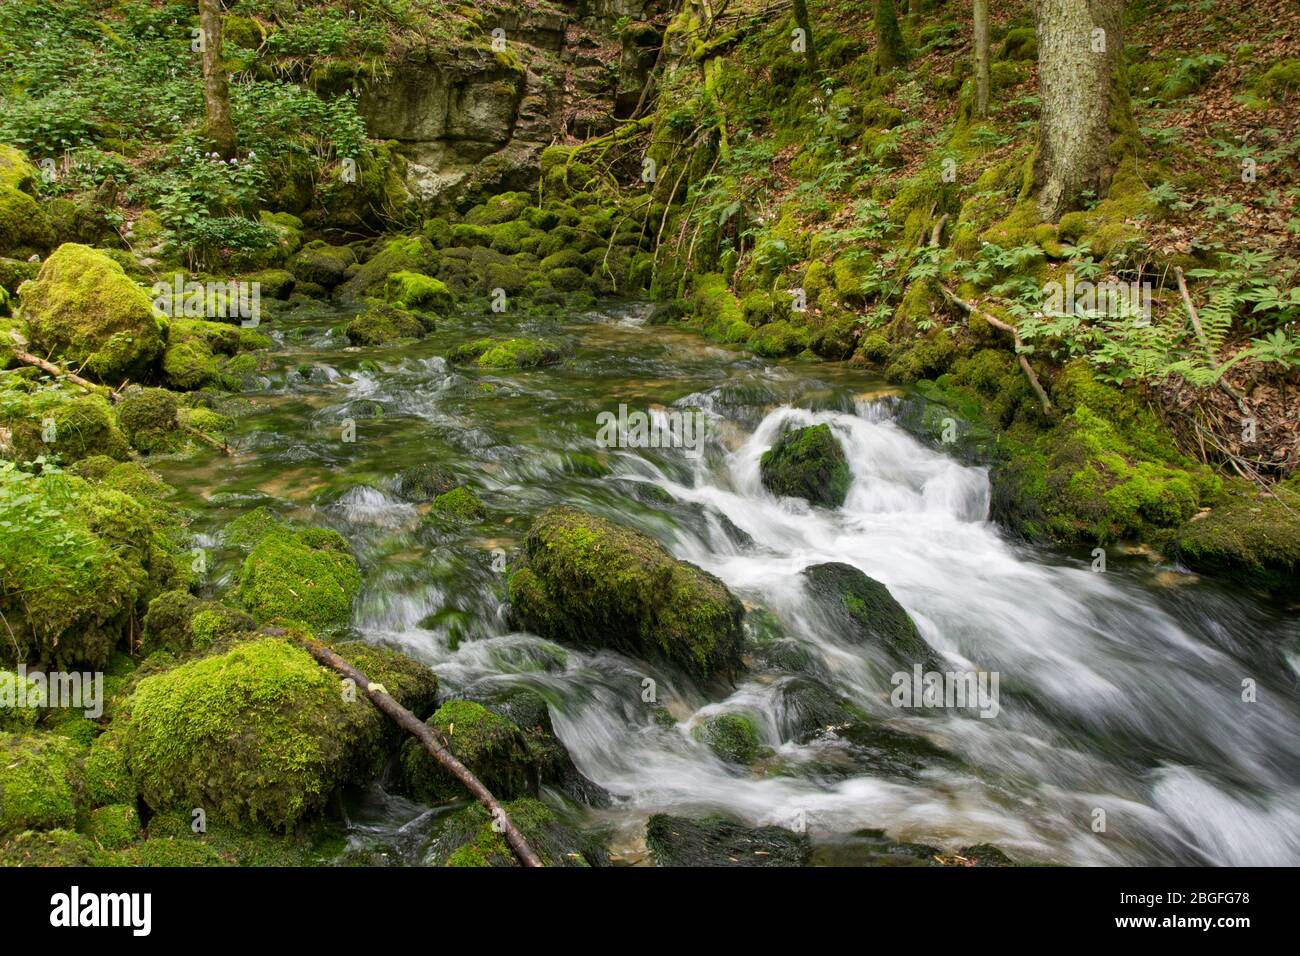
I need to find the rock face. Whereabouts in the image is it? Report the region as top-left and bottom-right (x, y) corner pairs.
(760, 423), (852, 508)
(801, 563), (939, 670)
(354, 3), (665, 209)
(645, 814), (811, 867)
(507, 507), (745, 682)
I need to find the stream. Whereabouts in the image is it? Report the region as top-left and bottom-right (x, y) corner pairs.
(151, 297), (1300, 867)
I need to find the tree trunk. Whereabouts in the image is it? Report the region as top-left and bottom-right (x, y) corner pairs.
(792, 0), (820, 76)
(1032, 0), (1126, 222)
(973, 0), (991, 119)
(874, 0), (908, 73)
(199, 0), (237, 158)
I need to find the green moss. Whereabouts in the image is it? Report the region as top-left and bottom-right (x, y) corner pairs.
(81, 728), (134, 808)
(336, 237), (438, 303)
(1, 470), (185, 669)
(0, 382), (131, 464)
(237, 527), (360, 631)
(431, 485), (486, 522)
(748, 319), (809, 358)
(0, 732), (82, 835)
(0, 670), (42, 731)
(120, 638), (413, 830)
(115, 388), (179, 454)
(646, 813), (810, 867)
(692, 713), (761, 764)
(140, 589), (255, 655)
(689, 272), (746, 340)
(0, 145), (39, 193)
(345, 302), (429, 346)
(1254, 58), (1300, 100)
(400, 699), (538, 803)
(224, 506), (284, 550)
(760, 423), (851, 508)
(0, 185), (54, 257)
(385, 271), (453, 313)
(507, 507), (745, 682)
(288, 240), (356, 288)
(0, 828), (100, 866)
(125, 808), (341, 866)
(802, 563), (937, 668)
(1177, 482), (1300, 591)
(18, 244), (165, 383)
(396, 462), (458, 501)
(447, 337), (563, 369)
(431, 798), (606, 867)
(85, 803), (140, 850)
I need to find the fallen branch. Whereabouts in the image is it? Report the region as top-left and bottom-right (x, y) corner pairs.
(941, 287), (1053, 414)
(8, 331), (232, 455)
(303, 639), (544, 868)
(1174, 266), (1251, 418)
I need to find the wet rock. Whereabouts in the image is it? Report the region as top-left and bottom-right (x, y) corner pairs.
(801, 562), (939, 669)
(507, 507), (745, 683)
(396, 462), (459, 502)
(426, 798), (609, 867)
(645, 814), (811, 867)
(693, 713), (762, 764)
(760, 422), (851, 507)
(400, 699), (539, 803)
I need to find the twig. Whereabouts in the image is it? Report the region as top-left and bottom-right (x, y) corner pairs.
(303, 639), (544, 868)
(1174, 266), (1250, 418)
(8, 331), (232, 455)
(941, 287), (1053, 413)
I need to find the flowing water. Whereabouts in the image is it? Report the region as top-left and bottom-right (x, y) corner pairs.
(153, 298), (1300, 867)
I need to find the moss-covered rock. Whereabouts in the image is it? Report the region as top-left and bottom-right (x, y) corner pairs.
(345, 302), (430, 346)
(507, 507), (745, 682)
(760, 423), (852, 507)
(0, 382), (130, 464)
(0, 469), (185, 669)
(1176, 483), (1300, 592)
(0, 828), (100, 866)
(140, 589), (256, 655)
(428, 798), (608, 867)
(288, 240), (356, 289)
(447, 337), (563, 369)
(400, 699), (539, 803)
(801, 563), (938, 669)
(336, 237), (437, 303)
(748, 319), (809, 358)
(396, 462), (458, 502)
(18, 244), (165, 383)
(692, 713), (761, 764)
(384, 271), (453, 313)
(85, 803), (141, 850)
(237, 526), (361, 631)
(115, 388), (179, 454)
(431, 485), (486, 522)
(645, 814), (810, 867)
(120, 637), (433, 830)
(0, 732), (82, 835)
(0, 185), (54, 257)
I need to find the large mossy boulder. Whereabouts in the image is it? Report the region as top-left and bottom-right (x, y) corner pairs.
(1176, 482), (1300, 592)
(507, 508), (745, 682)
(335, 237), (437, 303)
(0, 733), (83, 836)
(427, 798), (609, 867)
(400, 699), (539, 803)
(237, 525), (361, 631)
(119, 638), (436, 830)
(645, 814), (811, 867)
(0, 469), (185, 669)
(760, 423), (852, 508)
(0, 382), (131, 465)
(140, 589), (256, 656)
(344, 301), (431, 346)
(692, 713), (762, 764)
(0, 185), (54, 258)
(801, 563), (938, 669)
(18, 243), (165, 383)
(287, 240), (356, 289)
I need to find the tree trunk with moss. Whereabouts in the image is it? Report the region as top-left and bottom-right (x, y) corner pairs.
(199, 0), (237, 158)
(1032, 0), (1128, 222)
(792, 0), (820, 76)
(874, 0), (909, 73)
(973, 0), (991, 118)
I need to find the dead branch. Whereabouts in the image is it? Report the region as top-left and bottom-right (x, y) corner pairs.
(941, 287), (1054, 414)
(303, 639), (543, 867)
(1174, 266), (1250, 418)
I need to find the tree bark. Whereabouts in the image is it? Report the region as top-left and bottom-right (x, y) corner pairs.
(1032, 0), (1126, 222)
(303, 639), (544, 868)
(199, 0), (237, 158)
(973, 0), (991, 119)
(792, 0), (820, 76)
(874, 0), (908, 73)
